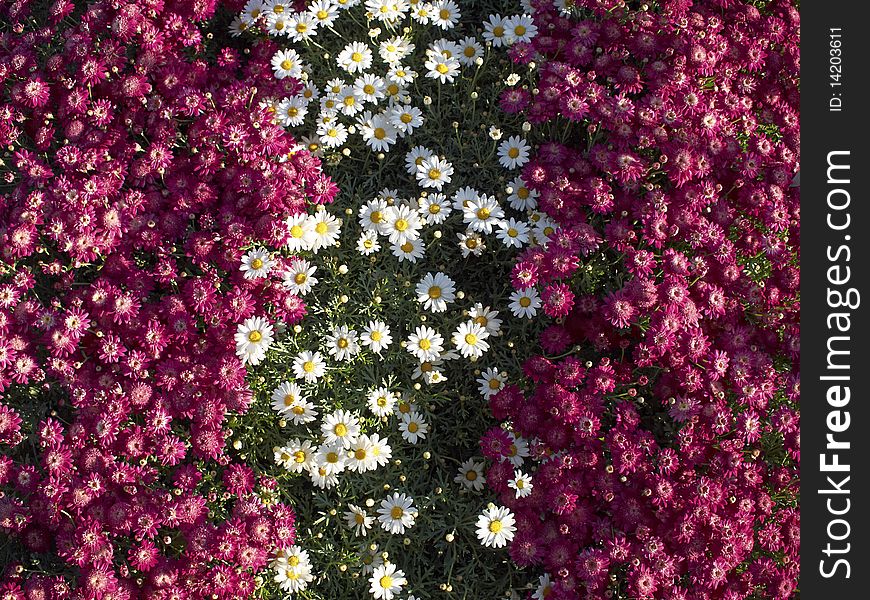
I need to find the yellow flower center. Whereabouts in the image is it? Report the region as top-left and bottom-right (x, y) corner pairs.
(488, 378), (502, 390)
(315, 222), (329, 234)
(493, 26), (505, 37)
(302, 360), (316, 373)
(327, 128), (338, 138)
(428, 286), (442, 299)
(351, 52), (364, 62)
(400, 113), (413, 124)
(364, 84), (376, 95)
(344, 96), (356, 106)
(418, 339), (431, 350)
(370, 210), (383, 223)
(250, 258), (264, 270)
(516, 479), (525, 488)
(363, 239), (374, 249)
(464, 333), (478, 346)
(288, 555), (299, 567)
(292, 406), (305, 415)
(474, 316), (488, 327)
(508, 228), (519, 237)
(294, 451), (306, 463)
(518, 187), (530, 199)
(428, 168), (441, 180)
(334, 423), (348, 437)
(396, 70), (406, 78)
(294, 273), (307, 284)
(273, 5), (285, 13)
(464, 46), (476, 57)
(436, 63), (449, 75)
(290, 225), (304, 238)
(428, 204), (440, 214)
(355, 448), (367, 460)
(283, 394), (296, 406)
(465, 470), (478, 481)
(408, 422), (419, 433)
(465, 239), (478, 249)
(489, 520), (503, 533)
(370, 330), (382, 341)
(337, 338), (349, 349)
(390, 507), (404, 519)
(379, 576), (394, 589)
(280, 60), (293, 71)
(286, 571), (300, 581)
(355, 512), (366, 524)
(287, 106), (298, 116)
(248, 330), (262, 343)
(440, 8), (450, 19)
(377, 396), (388, 407)
(476, 207), (491, 220)
(387, 84), (400, 95)
(386, 44), (397, 52)
(508, 148), (520, 159)
(317, 10), (328, 19)
(296, 23), (308, 33)
(400, 241), (414, 252)
(326, 451), (339, 463)
(274, 21), (285, 30)
(394, 218), (409, 231)
(398, 402), (411, 413)
(519, 297), (532, 308)
(515, 25), (526, 36)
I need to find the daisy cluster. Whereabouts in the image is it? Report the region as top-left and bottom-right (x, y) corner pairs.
(479, 1), (801, 599)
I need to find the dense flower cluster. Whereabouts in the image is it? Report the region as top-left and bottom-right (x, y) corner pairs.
(484, 0), (801, 598)
(0, 0), (336, 595)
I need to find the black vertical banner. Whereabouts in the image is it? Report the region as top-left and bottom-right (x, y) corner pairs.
(801, 2), (870, 596)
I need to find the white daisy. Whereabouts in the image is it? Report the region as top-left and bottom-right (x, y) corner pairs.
(317, 120), (349, 148)
(347, 434), (380, 473)
(360, 113), (398, 152)
(337, 40), (373, 73)
(498, 135), (532, 169)
(497, 217), (531, 248)
(431, 0), (460, 29)
(240, 248), (275, 280)
(283, 259), (318, 295)
(505, 13), (538, 44)
(309, 210), (342, 252)
(405, 325), (444, 362)
(367, 432), (393, 468)
(367, 387), (397, 417)
(271, 48), (304, 79)
(463, 195), (504, 234)
(532, 216), (558, 245)
(507, 175), (539, 210)
(298, 81), (320, 103)
(354, 73), (386, 103)
(391, 237), (425, 263)
(321, 409), (361, 449)
(457, 230), (486, 257)
(357, 231), (381, 255)
(508, 287), (541, 318)
(416, 156), (454, 190)
(240, 0), (265, 24)
(454, 458), (486, 491)
(383, 204), (423, 245)
(508, 470), (533, 498)
(273, 546), (314, 593)
(387, 64), (416, 85)
(361, 320), (393, 353)
(344, 503), (374, 536)
(377, 492), (416, 535)
(276, 96), (308, 127)
(309, 0), (340, 28)
(451, 321), (490, 359)
(476, 367), (505, 399)
(388, 104), (424, 135)
(418, 193), (451, 224)
(409, 1), (432, 24)
(429, 38), (461, 59)
(284, 213), (315, 252)
(308, 463), (340, 489)
(451, 185), (480, 210)
(291, 350), (327, 383)
(457, 36), (483, 66)
(274, 438), (315, 473)
(475, 505), (516, 548)
(264, 0), (292, 13)
(287, 12), (318, 41)
(399, 411), (429, 444)
(379, 36), (415, 64)
(424, 54), (460, 84)
(359, 198), (389, 232)
(366, 0), (409, 22)
(270, 381), (306, 415)
(336, 85), (365, 116)
(505, 432), (530, 467)
(235, 316), (274, 365)
(469, 303), (503, 336)
(482, 14), (510, 47)
(405, 145), (434, 175)
(533, 574), (554, 600)
(314, 441), (348, 475)
(326, 325), (361, 361)
(415, 272), (456, 313)
(266, 12), (291, 36)
(369, 563), (407, 600)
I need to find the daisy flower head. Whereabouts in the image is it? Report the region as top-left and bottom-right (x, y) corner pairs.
(424, 54), (460, 84)
(476, 367), (506, 399)
(276, 96), (308, 127)
(369, 563), (407, 600)
(361, 320), (393, 353)
(347, 434), (380, 473)
(367, 432), (393, 468)
(508, 287), (541, 319)
(284, 213), (315, 252)
(337, 41), (373, 74)
(391, 237), (425, 263)
(406, 325), (444, 362)
(321, 409), (361, 448)
(366, 0), (410, 22)
(463, 194), (504, 234)
(533, 574), (554, 600)
(377, 492), (416, 534)
(317, 120), (349, 148)
(266, 12), (291, 36)
(287, 12), (318, 41)
(336, 85), (364, 116)
(508, 470), (533, 498)
(505, 431), (530, 467)
(451, 185), (479, 211)
(409, 0), (432, 24)
(497, 135), (531, 169)
(457, 36), (483, 66)
(482, 14), (510, 47)
(271, 48), (304, 79)
(314, 441), (348, 475)
(476, 504), (516, 548)
(283, 259), (318, 295)
(379, 36), (415, 64)
(357, 230), (381, 255)
(273, 545), (314, 593)
(457, 230), (486, 257)
(264, 0), (293, 13)
(292, 350), (327, 383)
(507, 175), (539, 211)
(309, 0), (340, 28)
(354, 73), (386, 103)
(431, 0), (460, 29)
(399, 411), (429, 444)
(416, 155), (454, 190)
(405, 145), (434, 175)
(429, 38), (461, 60)
(359, 198), (389, 232)
(383, 203), (423, 245)
(308, 463), (340, 489)
(387, 64), (417, 85)
(388, 104), (424, 135)
(497, 217), (531, 248)
(367, 387), (397, 417)
(326, 325), (360, 361)
(270, 380), (307, 415)
(455, 457), (486, 491)
(361, 113), (399, 152)
(241, 0), (266, 24)
(532, 215), (558, 246)
(274, 438), (315, 473)
(415, 272), (456, 313)
(505, 13), (538, 44)
(240, 248), (275, 280)
(469, 303), (502, 336)
(451, 321), (490, 359)
(309, 210), (342, 252)
(418, 193), (451, 224)
(345, 504), (374, 537)
(235, 316), (274, 365)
